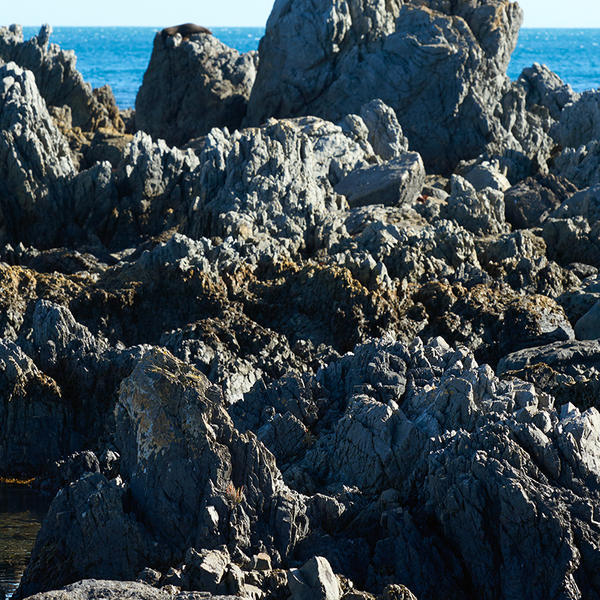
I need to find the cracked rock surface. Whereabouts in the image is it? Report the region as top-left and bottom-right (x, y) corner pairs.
(0, 5), (600, 600)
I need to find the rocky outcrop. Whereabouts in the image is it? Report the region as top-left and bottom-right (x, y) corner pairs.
(16, 333), (600, 599)
(4, 5), (600, 600)
(504, 173), (578, 229)
(0, 25), (123, 131)
(19, 350), (310, 594)
(135, 32), (258, 147)
(552, 90), (600, 188)
(184, 114), (414, 254)
(116, 349), (308, 558)
(0, 61), (75, 245)
(0, 340), (65, 475)
(552, 90), (600, 150)
(543, 185), (600, 266)
(518, 62), (579, 121)
(554, 141), (600, 189)
(497, 339), (600, 409)
(246, 0), (527, 173)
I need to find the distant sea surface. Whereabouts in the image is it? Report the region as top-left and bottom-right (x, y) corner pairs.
(22, 26), (263, 108)
(20, 26), (600, 109)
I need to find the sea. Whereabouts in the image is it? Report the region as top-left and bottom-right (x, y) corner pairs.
(18, 26), (600, 109)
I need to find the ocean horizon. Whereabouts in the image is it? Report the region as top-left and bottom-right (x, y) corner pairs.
(19, 26), (600, 109)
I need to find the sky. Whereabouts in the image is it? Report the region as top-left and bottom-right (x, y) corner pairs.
(2, 0), (600, 28)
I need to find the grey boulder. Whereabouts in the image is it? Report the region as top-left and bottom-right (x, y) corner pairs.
(334, 154), (425, 208)
(288, 556), (340, 600)
(575, 300), (600, 340)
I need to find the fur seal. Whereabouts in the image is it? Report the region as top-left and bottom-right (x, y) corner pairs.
(161, 23), (213, 40)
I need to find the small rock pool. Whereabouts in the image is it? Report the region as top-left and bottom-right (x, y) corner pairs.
(0, 484), (49, 600)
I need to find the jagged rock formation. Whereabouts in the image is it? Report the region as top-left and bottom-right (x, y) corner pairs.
(550, 90), (600, 188)
(1, 4), (600, 600)
(135, 32), (258, 147)
(0, 61), (77, 245)
(0, 25), (123, 131)
(17, 337), (600, 600)
(245, 0), (546, 174)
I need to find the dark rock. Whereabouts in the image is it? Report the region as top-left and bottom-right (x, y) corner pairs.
(504, 173), (578, 229)
(84, 129), (133, 169)
(135, 33), (258, 147)
(22, 579), (239, 600)
(412, 280), (574, 365)
(554, 140), (600, 189)
(552, 89), (600, 149)
(35, 450), (100, 496)
(136, 568), (162, 587)
(377, 585), (417, 600)
(0, 61), (76, 246)
(334, 154), (425, 208)
(252, 554), (271, 572)
(0, 339), (66, 476)
(114, 349), (308, 558)
(497, 340), (600, 411)
(17, 474), (149, 598)
(543, 184), (600, 266)
(575, 300), (600, 340)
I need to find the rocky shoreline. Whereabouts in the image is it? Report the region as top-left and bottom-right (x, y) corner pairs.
(2, 1), (600, 598)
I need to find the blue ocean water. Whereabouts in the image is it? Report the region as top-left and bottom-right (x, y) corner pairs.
(22, 26), (264, 108)
(19, 26), (600, 109)
(508, 29), (600, 92)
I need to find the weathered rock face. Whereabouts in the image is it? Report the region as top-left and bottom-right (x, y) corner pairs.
(19, 350), (310, 593)
(504, 173), (578, 229)
(17, 474), (150, 598)
(0, 25), (123, 131)
(235, 337), (600, 599)
(554, 140), (600, 189)
(0, 61), (75, 245)
(552, 90), (600, 150)
(411, 279), (575, 365)
(517, 62), (579, 121)
(184, 114), (415, 254)
(334, 154), (425, 209)
(23, 579), (202, 600)
(0, 340), (66, 475)
(135, 32), (258, 147)
(497, 339), (600, 409)
(552, 90), (600, 188)
(246, 0), (524, 173)
(543, 185), (600, 267)
(115, 349), (308, 558)
(4, 6), (600, 600)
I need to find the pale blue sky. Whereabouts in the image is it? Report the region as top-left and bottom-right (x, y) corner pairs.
(3, 0), (599, 28)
